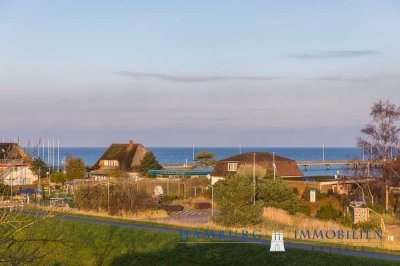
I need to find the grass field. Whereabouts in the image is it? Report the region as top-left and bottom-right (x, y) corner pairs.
(24, 217), (400, 266)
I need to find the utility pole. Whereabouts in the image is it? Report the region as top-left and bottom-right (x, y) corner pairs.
(273, 152), (276, 181)
(362, 147), (365, 161)
(52, 139), (55, 171)
(253, 153), (256, 205)
(107, 180), (110, 213)
(47, 139), (50, 166)
(57, 139), (60, 172)
(211, 185), (214, 216)
(10, 167), (14, 203)
(192, 144), (195, 165)
(385, 184), (389, 211)
(47, 171), (50, 201)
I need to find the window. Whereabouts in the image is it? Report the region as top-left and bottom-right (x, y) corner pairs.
(227, 163), (238, 172)
(101, 160), (119, 167)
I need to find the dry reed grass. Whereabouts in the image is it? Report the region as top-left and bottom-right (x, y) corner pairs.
(262, 207), (400, 251)
(36, 205), (400, 252)
(171, 197), (211, 210)
(40, 206), (168, 220)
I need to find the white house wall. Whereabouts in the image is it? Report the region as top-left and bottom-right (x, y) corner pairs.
(1, 166), (37, 186)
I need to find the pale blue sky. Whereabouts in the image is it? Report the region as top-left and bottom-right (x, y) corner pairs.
(1, 1), (400, 146)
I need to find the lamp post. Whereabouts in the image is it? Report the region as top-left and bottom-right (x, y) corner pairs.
(211, 185), (214, 216)
(10, 167), (15, 203)
(273, 152), (276, 181)
(253, 153), (256, 205)
(46, 171), (50, 201)
(107, 179), (110, 214)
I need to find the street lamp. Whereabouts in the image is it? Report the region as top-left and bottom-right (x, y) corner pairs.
(211, 185), (214, 217)
(253, 153), (256, 205)
(46, 171), (50, 199)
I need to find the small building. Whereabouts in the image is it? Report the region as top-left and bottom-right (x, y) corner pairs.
(211, 152), (302, 184)
(351, 207), (370, 224)
(91, 140), (147, 174)
(0, 143), (36, 186)
(283, 177), (359, 196)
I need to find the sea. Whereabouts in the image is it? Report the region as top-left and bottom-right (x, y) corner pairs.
(29, 147), (365, 177)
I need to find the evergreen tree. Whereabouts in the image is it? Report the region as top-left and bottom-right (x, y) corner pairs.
(257, 179), (299, 214)
(214, 174), (263, 226)
(134, 151), (162, 177)
(193, 151), (216, 169)
(30, 158), (49, 178)
(214, 173), (298, 226)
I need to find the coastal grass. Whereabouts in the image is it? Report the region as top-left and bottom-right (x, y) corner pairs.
(23, 217), (400, 266)
(34, 207), (400, 257)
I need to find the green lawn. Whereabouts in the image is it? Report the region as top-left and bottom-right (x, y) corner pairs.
(24, 218), (399, 266)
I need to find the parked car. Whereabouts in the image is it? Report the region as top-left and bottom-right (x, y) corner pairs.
(350, 197), (366, 207)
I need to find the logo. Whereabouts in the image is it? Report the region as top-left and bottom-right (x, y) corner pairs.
(270, 231), (285, 252)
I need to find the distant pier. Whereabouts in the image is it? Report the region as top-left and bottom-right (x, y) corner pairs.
(297, 160), (381, 171)
(162, 160), (384, 171)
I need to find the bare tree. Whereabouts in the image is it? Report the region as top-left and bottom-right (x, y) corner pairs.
(0, 204), (76, 265)
(0, 142), (76, 265)
(357, 100), (400, 161)
(357, 100), (400, 211)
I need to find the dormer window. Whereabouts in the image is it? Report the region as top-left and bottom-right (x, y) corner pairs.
(101, 160), (119, 167)
(228, 163), (238, 172)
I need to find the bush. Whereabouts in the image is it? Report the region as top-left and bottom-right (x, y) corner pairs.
(50, 172), (67, 184)
(201, 186), (212, 199)
(316, 203), (340, 220)
(354, 221), (380, 231)
(0, 184), (10, 196)
(75, 183), (157, 215)
(337, 194), (350, 209)
(298, 205), (311, 216)
(66, 157), (86, 180)
(339, 213), (353, 227)
(258, 180), (299, 214)
(367, 203), (384, 214)
(163, 195), (178, 203)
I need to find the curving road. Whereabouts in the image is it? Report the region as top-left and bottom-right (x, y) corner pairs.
(55, 214), (400, 262)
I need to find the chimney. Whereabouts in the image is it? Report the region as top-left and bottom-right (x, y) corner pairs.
(128, 140), (134, 147)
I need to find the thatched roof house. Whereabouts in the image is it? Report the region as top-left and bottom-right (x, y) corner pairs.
(92, 140), (147, 171)
(0, 143), (31, 162)
(211, 152), (302, 180)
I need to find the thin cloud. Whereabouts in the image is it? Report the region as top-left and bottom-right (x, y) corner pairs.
(289, 50), (378, 59)
(116, 71), (282, 83)
(318, 75), (380, 82)
(318, 73), (399, 82)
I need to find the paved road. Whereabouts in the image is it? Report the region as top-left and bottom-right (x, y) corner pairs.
(169, 210), (219, 216)
(55, 214), (400, 262)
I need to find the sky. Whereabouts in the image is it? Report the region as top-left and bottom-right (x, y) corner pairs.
(1, 0), (400, 147)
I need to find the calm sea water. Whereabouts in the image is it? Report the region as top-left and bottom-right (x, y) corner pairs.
(29, 147), (364, 176)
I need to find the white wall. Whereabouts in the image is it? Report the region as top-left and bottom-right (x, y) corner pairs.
(1, 166), (38, 186)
